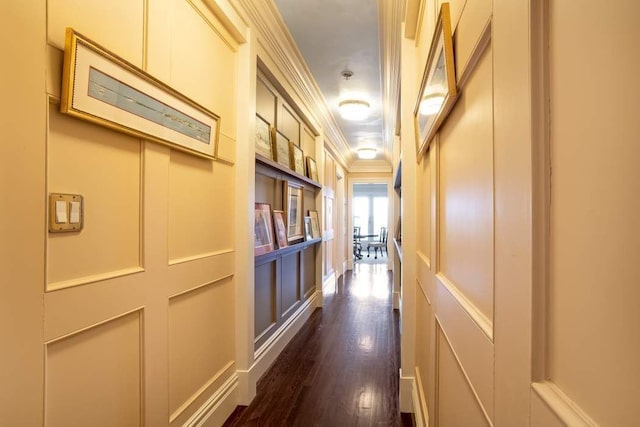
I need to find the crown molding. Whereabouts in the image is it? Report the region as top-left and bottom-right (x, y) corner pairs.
(378, 0), (404, 163)
(233, 0), (352, 169)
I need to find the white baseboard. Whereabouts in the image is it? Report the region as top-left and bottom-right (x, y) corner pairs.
(238, 292), (319, 406)
(413, 367), (430, 427)
(322, 271), (336, 296)
(184, 374), (238, 427)
(399, 369), (415, 413)
(393, 291), (400, 310)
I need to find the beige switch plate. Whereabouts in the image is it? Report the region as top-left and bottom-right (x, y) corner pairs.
(49, 193), (83, 233)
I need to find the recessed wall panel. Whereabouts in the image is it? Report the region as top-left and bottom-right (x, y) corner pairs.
(46, 311), (141, 427)
(417, 150), (431, 259)
(281, 253), (300, 315)
(168, 277), (235, 414)
(255, 261), (276, 338)
(48, 0), (143, 66)
(168, 152), (234, 261)
(169, 0), (237, 138)
(437, 325), (489, 426)
(280, 105), (300, 146)
(438, 45), (494, 320)
(47, 106), (141, 288)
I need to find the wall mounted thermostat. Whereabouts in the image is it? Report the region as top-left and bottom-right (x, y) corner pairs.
(49, 193), (84, 233)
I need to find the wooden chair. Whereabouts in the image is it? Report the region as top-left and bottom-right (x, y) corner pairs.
(353, 226), (363, 259)
(367, 227), (388, 259)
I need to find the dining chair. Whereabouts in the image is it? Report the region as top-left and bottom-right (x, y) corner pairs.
(367, 227), (388, 259)
(353, 226), (362, 259)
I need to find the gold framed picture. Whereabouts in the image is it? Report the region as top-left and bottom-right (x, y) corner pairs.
(304, 217), (313, 241)
(284, 181), (304, 242)
(272, 210), (288, 249)
(60, 28), (220, 159)
(273, 130), (291, 169)
(255, 114), (273, 159)
(290, 143), (305, 175)
(308, 209), (320, 239)
(255, 203), (275, 256)
(413, 2), (457, 158)
(306, 156), (319, 182)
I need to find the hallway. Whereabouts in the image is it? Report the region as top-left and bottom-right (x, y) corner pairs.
(224, 264), (411, 426)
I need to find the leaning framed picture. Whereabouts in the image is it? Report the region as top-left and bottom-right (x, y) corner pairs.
(255, 203), (275, 256)
(60, 28), (220, 159)
(413, 2), (457, 158)
(303, 217), (313, 241)
(272, 210), (288, 249)
(306, 156), (319, 182)
(284, 181), (304, 242)
(273, 130), (291, 169)
(255, 114), (273, 159)
(290, 143), (305, 175)
(308, 209), (321, 239)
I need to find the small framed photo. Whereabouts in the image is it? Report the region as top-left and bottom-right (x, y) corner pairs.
(255, 114), (273, 159)
(284, 181), (304, 242)
(272, 210), (288, 249)
(304, 217), (313, 241)
(290, 143), (305, 175)
(273, 130), (291, 169)
(308, 209), (320, 239)
(306, 156), (319, 182)
(255, 203), (275, 256)
(413, 2), (457, 157)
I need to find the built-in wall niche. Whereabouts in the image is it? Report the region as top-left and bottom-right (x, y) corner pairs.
(254, 70), (322, 351)
(256, 72), (319, 183)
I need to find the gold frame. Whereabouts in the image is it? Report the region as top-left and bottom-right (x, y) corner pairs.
(413, 3), (457, 157)
(306, 156), (319, 182)
(255, 114), (274, 159)
(290, 143), (305, 175)
(273, 130), (291, 169)
(255, 203), (275, 256)
(308, 209), (321, 239)
(60, 28), (220, 159)
(284, 181), (304, 242)
(272, 210), (288, 249)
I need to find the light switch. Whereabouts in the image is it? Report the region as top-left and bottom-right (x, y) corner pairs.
(69, 201), (81, 224)
(55, 200), (68, 224)
(49, 193), (83, 233)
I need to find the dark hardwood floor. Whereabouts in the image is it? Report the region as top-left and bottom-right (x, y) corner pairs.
(224, 262), (413, 427)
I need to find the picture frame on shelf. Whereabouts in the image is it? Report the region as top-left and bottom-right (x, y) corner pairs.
(273, 130), (291, 169)
(304, 217), (313, 241)
(290, 143), (305, 176)
(60, 28), (220, 159)
(413, 2), (457, 158)
(272, 210), (288, 249)
(254, 203), (275, 256)
(306, 156), (319, 182)
(308, 209), (320, 239)
(255, 114), (273, 159)
(284, 181), (304, 242)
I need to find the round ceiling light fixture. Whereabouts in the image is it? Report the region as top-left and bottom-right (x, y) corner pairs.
(340, 99), (370, 121)
(357, 147), (376, 160)
(339, 69), (370, 121)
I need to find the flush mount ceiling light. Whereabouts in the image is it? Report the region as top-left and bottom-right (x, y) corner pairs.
(339, 70), (370, 121)
(357, 147), (376, 160)
(340, 99), (370, 121)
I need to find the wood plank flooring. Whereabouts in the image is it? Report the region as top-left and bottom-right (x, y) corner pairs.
(224, 263), (412, 426)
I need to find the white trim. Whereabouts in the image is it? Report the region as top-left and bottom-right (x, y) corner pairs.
(183, 373), (238, 427)
(399, 368), (415, 413)
(322, 271), (336, 296)
(531, 381), (598, 426)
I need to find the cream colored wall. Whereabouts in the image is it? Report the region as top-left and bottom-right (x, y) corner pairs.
(403, 0), (532, 424)
(1, 0), (243, 425)
(407, 0), (640, 425)
(534, 0), (640, 425)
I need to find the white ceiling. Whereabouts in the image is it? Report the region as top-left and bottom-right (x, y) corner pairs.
(273, 0), (385, 161)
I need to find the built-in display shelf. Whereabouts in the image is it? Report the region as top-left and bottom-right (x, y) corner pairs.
(255, 238), (322, 263)
(256, 154), (321, 189)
